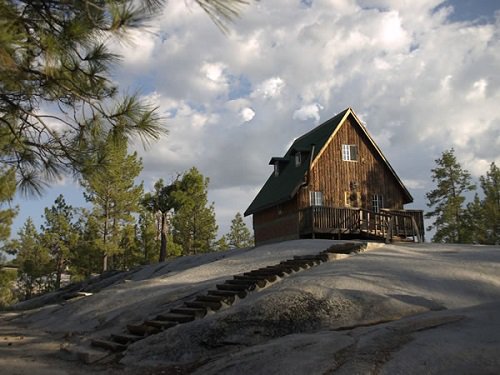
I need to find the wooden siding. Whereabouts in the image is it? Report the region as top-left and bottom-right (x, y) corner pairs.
(298, 115), (407, 211)
(253, 198), (300, 244)
(253, 212), (299, 244)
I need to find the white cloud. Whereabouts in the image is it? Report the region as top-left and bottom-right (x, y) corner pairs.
(240, 107), (255, 122)
(292, 103), (324, 123)
(14, 0), (500, 239)
(251, 77), (285, 99)
(466, 79), (488, 101)
(201, 62), (227, 83)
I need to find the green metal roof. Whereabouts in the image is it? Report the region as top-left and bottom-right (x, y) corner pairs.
(244, 109), (349, 216)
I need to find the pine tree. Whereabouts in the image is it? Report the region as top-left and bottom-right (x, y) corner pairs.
(137, 209), (159, 264)
(425, 149), (476, 243)
(0, 0), (165, 193)
(214, 235), (230, 251)
(171, 167), (218, 255)
(142, 178), (179, 262)
(462, 194), (485, 244)
(0, 167), (17, 244)
(82, 133), (143, 271)
(39, 195), (78, 289)
(226, 212), (253, 248)
(11, 218), (52, 299)
(480, 162), (500, 244)
(0, 1), (248, 193)
(0, 264), (16, 307)
(71, 210), (103, 280)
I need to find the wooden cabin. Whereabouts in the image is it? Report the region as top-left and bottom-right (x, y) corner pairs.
(244, 107), (424, 245)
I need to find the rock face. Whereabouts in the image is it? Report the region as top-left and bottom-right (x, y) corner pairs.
(3, 240), (500, 375)
(119, 242), (500, 374)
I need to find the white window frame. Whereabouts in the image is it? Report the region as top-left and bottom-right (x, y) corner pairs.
(342, 144), (358, 161)
(310, 191), (323, 206)
(372, 194), (384, 213)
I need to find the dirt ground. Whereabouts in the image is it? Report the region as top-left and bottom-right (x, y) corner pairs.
(0, 314), (111, 375)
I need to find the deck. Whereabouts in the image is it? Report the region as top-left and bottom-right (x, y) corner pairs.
(298, 206), (424, 242)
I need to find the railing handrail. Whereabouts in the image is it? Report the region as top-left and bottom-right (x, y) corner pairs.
(299, 205), (423, 242)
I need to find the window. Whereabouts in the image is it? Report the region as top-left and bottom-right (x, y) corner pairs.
(274, 162), (280, 176)
(295, 152), (302, 167)
(345, 191), (361, 208)
(310, 191), (323, 206)
(342, 144), (358, 161)
(372, 194), (384, 213)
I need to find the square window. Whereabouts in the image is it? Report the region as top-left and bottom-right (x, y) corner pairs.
(342, 144), (358, 161)
(310, 191), (323, 206)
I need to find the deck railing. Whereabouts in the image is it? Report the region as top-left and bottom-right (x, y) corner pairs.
(299, 206), (424, 242)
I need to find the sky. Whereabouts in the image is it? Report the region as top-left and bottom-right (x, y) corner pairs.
(9, 0), (500, 240)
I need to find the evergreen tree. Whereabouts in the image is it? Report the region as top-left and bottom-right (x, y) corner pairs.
(11, 218), (52, 299)
(214, 235), (230, 251)
(0, 1), (247, 193)
(137, 209), (159, 264)
(171, 167), (218, 255)
(81, 133), (143, 271)
(0, 0), (165, 193)
(142, 178), (179, 262)
(425, 149), (476, 243)
(39, 194), (78, 289)
(0, 264), (16, 307)
(480, 162), (500, 244)
(0, 167), (17, 245)
(462, 194), (485, 244)
(226, 212), (253, 248)
(71, 210), (102, 280)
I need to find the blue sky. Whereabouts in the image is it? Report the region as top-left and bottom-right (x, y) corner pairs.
(7, 0), (500, 241)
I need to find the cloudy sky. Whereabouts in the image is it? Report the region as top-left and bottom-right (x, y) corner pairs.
(11, 0), (500, 239)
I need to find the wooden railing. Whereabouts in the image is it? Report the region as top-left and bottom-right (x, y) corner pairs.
(299, 206), (424, 242)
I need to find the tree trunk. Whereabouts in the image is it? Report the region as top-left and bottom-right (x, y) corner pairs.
(159, 212), (167, 262)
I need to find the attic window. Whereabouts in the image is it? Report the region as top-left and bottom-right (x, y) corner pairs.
(295, 152), (302, 167)
(342, 144), (358, 161)
(274, 162), (280, 176)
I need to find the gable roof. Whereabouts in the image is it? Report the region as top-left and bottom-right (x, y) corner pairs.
(244, 108), (413, 216)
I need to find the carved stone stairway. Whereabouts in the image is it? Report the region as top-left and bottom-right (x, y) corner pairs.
(90, 242), (366, 354)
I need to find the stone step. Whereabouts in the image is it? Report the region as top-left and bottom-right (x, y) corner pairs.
(292, 255), (320, 260)
(155, 313), (194, 323)
(216, 283), (255, 292)
(170, 307), (207, 318)
(282, 259), (315, 267)
(293, 254), (327, 262)
(275, 263), (303, 271)
(185, 300), (222, 310)
(91, 339), (127, 352)
(110, 333), (143, 345)
(238, 273), (277, 282)
(265, 265), (295, 273)
(229, 277), (267, 288)
(126, 323), (159, 336)
(144, 320), (179, 329)
(325, 244), (359, 254)
(196, 294), (232, 304)
(245, 269), (286, 277)
(208, 289), (246, 299)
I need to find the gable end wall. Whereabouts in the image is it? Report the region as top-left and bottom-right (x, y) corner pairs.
(297, 116), (407, 210)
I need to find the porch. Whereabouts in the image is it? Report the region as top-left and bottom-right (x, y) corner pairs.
(298, 206), (425, 242)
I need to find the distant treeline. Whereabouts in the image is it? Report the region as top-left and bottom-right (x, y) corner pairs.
(0, 137), (252, 306)
(426, 149), (499, 245)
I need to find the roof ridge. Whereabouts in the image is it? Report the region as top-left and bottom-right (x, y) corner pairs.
(291, 107), (350, 146)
